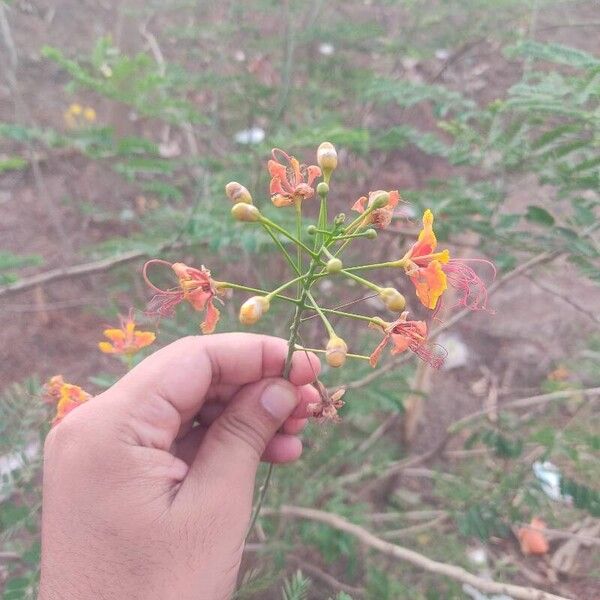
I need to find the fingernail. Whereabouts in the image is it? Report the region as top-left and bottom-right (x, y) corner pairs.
(261, 382), (298, 420)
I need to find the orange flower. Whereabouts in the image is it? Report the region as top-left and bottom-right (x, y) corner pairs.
(518, 518), (550, 555)
(98, 313), (156, 355)
(42, 375), (91, 426)
(402, 209), (449, 310)
(351, 190), (401, 229)
(143, 260), (225, 334)
(369, 312), (446, 369)
(402, 209), (494, 311)
(268, 148), (321, 207)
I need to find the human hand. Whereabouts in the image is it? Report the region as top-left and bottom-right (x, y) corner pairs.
(38, 333), (320, 600)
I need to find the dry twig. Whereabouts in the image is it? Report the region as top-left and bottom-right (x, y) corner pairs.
(263, 506), (571, 600)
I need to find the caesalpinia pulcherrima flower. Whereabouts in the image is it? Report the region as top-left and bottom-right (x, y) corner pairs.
(42, 375), (91, 426)
(268, 148), (321, 207)
(351, 189), (402, 229)
(98, 313), (156, 355)
(400, 209), (494, 311)
(368, 312), (446, 369)
(143, 260), (226, 334)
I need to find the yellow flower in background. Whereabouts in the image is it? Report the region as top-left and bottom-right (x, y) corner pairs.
(98, 313), (156, 356)
(64, 102), (97, 129)
(42, 375), (91, 426)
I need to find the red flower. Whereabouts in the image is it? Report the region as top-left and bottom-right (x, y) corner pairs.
(268, 148), (321, 207)
(369, 313), (446, 369)
(143, 260), (224, 334)
(351, 190), (401, 229)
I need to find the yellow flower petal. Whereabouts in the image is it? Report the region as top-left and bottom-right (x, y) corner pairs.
(417, 209), (437, 251)
(98, 341), (116, 354)
(103, 328), (125, 342)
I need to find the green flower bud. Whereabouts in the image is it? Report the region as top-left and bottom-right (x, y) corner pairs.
(365, 228), (377, 239)
(306, 225), (318, 235)
(326, 258), (343, 273)
(317, 182), (329, 196)
(370, 191), (390, 209)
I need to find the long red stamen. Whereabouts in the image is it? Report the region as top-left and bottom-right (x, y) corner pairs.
(443, 259), (495, 312)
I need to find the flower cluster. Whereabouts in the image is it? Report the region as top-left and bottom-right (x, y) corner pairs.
(137, 142), (494, 421)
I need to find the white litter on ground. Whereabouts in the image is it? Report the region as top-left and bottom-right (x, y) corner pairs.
(234, 127), (265, 145)
(437, 332), (469, 370)
(533, 460), (572, 503)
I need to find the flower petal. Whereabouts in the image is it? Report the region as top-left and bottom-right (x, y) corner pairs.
(410, 260), (448, 310)
(103, 328), (125, 342)
(98, 341), (117, 353)
(351, 196), (367, 214)
(201, 301), (220, 334)
(133, 331), (156, 349)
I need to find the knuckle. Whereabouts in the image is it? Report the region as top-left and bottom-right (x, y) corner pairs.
(215, 412), (266, 458)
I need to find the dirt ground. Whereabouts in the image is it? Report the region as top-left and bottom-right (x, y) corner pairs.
(1, 1), (599, 597)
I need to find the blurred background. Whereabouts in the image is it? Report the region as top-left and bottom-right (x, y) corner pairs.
(1, 0), (599, 598)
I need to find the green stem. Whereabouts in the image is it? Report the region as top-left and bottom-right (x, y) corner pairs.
(294, 345), (371, 361)
(259, 216), (317, 260)
(318, 307), (383, 325)
(247, 255), (321, 538)
(339, 269), (382, 292)
(295, 200), (302, 292)
(261, 222), (301, 275)
(219, 282), (298, 304)
(266, 274), (307, 300)
(246, 462), (273, 536)
(305, 291), (335, 337)
(344, 258), (408, 272)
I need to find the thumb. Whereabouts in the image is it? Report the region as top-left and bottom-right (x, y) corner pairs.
(181, 378), (299, 496)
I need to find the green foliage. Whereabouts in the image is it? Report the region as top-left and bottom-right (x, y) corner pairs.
(281, 570), (311, 600)
(456, 503), (510, 542)
(0, 252), (44, 285)
(560, 478), (600, 517)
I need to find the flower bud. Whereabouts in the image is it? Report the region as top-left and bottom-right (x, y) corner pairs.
(317, 142), (338, 175)
(225, 181), (253, 204)
(378, 287), (406, 312)
(231, 202), (261, 222)
(370, 191), (390, 209)
(317, 181), (329, 196)
(239, 296), (270, 325)
(365, 228), (377, 239)
(334, 213), (346, 226)
(306, 224), (318, 235)
(326, 335), (347, 368)
(326, 258), (343, 273)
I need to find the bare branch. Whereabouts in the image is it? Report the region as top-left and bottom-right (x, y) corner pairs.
(263, 506), (571, 600)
